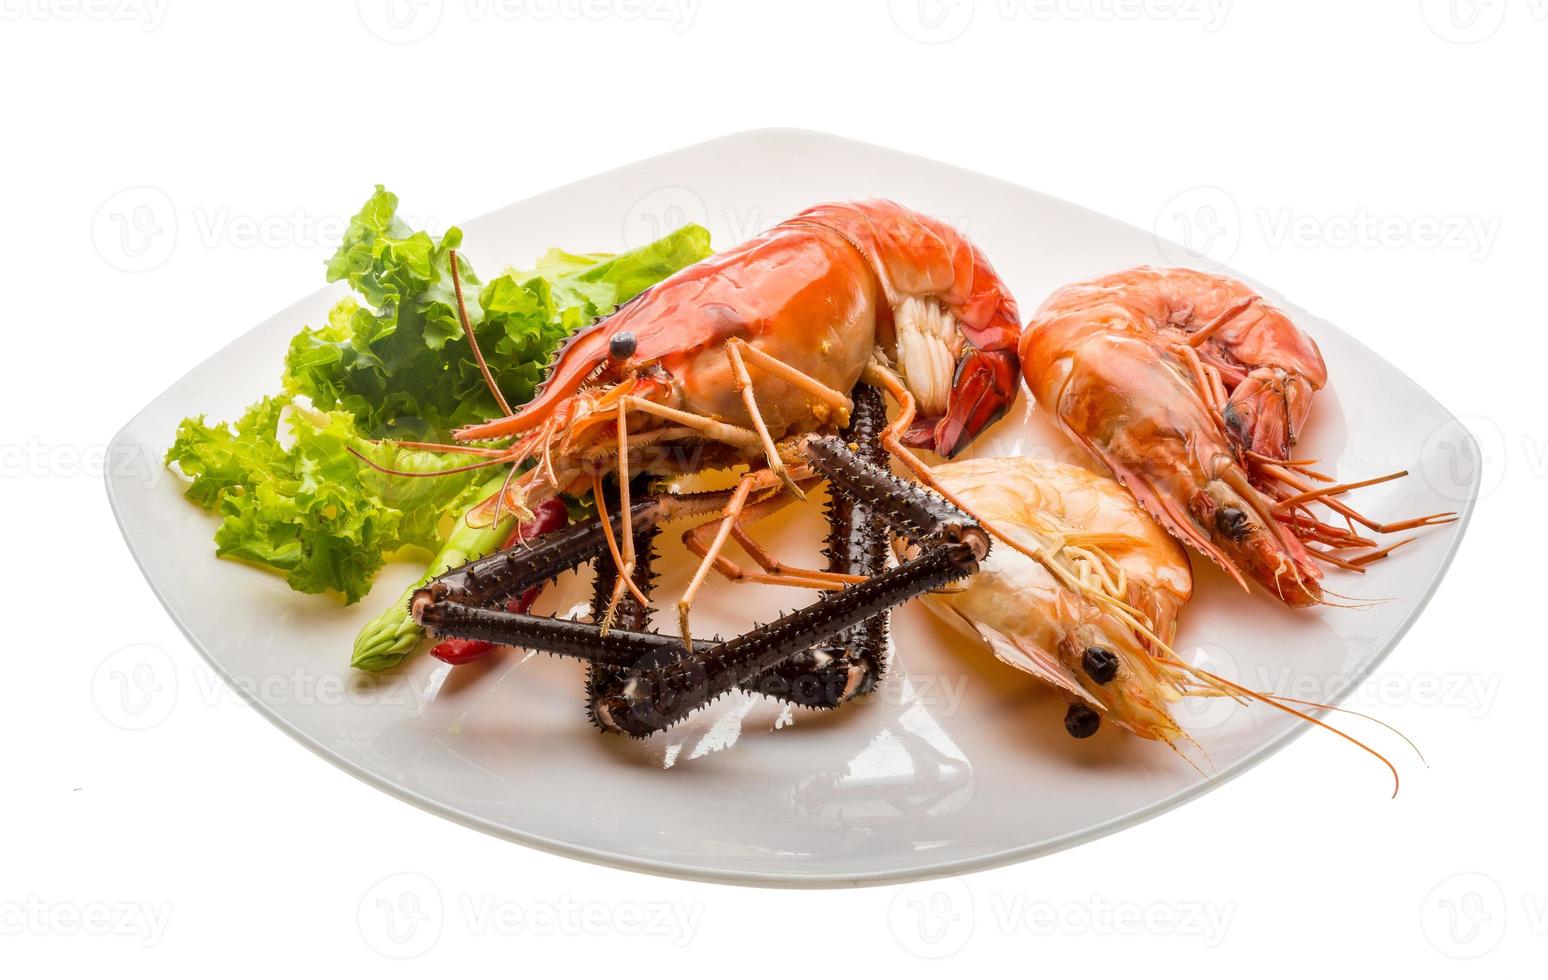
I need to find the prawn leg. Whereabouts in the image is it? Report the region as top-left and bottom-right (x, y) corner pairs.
(677, 473), (762, 651)
(680, 487), (866, 591)
(723, 337), (855, 500)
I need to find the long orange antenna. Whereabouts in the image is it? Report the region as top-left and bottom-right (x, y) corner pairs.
(1272, 470), (1408, 513)
(1260, 462), (1456, 534)
(449, 250), (513, 417)
(1186, 664), (1401, 797)
(1272, 694), (1427, 766)
(346, 445), (513, 479)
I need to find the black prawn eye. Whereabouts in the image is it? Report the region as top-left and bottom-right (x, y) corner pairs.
(1215, 505), (1251, 540)
(609, 331), (637, 361)
(1082, 646), (1120, 684)
(1064, 703), (1101, 739)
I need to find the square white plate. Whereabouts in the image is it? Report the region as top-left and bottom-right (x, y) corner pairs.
(108, 129), (1479, 886)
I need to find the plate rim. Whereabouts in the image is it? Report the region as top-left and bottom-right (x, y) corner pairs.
(105, 126), (1483, 887)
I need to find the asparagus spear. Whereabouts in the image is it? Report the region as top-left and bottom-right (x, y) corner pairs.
(351, 474), (518, 672)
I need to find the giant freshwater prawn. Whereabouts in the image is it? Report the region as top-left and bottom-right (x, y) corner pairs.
(353, 199), (1101, 736)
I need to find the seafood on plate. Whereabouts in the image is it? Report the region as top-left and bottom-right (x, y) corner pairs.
(1020, 266), (1453, 607)
(386, 199), (1089, 737)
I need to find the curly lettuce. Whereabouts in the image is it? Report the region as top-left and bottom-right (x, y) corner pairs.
(283, 185), (712, 440)
(166, 187), (711, 604)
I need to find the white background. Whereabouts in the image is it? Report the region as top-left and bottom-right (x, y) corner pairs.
(2, 0), (1540, 974)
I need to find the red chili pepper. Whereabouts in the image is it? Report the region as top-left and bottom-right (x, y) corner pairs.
(501, 497), (570, 550)
(428, 637), (497, 666)
(429, 498), (570, 666)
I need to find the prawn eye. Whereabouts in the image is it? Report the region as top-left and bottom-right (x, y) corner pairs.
(1064, 703), (1101, 739)
(1082, 646), (1120, 684)
(1215, 505), (1251, 540)
(609, 331), (637, 361)
(1222, 402), (1249, 444)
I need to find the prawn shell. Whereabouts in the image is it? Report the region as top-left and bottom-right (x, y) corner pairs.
(921, 457), (1194, 742)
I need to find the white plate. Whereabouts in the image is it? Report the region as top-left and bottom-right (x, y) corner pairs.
(107, 129), (1479, 886)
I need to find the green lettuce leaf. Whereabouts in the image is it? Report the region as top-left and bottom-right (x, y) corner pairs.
(167, 186), (713, 603)
(283, 186), (712, 440)
(166, 400), (485, 603)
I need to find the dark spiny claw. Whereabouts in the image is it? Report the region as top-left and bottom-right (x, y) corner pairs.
(591, 539), (979, 736)
(421, 434), (987, 737)
(748, 383), (892, 709)
(410, 496), (667, 621)
(418, 602), (693, 670)
(803, 434), (990, 559)
(605, 429), (987, 734)
(587, 385), (900, 722)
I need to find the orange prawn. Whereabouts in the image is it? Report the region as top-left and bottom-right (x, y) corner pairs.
(1020, 266), (1453, 607)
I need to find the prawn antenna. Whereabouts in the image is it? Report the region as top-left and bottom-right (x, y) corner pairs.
(346, 445), (513, 479)
(1184, 663), (1402, 798)
(1271, 694), (1427, 767)
(449, 249), (513, 417)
